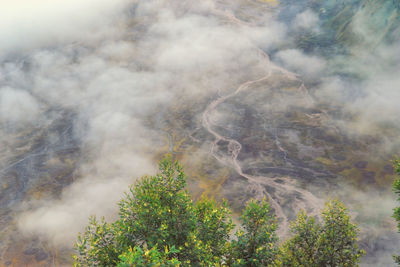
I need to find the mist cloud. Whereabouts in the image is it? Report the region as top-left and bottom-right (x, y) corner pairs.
(0, 0), (397, 265)
(293, 9), (319, 31)
(275, 49), (326, 77)
(0, 87), (40, 125)
(13, 0), (287, 249)
(0, 0), (130, 57)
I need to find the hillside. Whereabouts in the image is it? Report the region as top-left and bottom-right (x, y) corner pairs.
(0, 0), (399, 265)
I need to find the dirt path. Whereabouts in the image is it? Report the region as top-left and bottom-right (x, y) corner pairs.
(201, 3), (323, 236)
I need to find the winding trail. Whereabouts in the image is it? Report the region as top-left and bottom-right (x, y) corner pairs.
(201, 3), (323, 236)
(201, 67), (323, 236)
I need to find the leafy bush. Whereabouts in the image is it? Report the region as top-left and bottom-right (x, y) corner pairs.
(73, 157), (363, 266)
(279, 200), (364, 267)
(392, 159), (400, 265)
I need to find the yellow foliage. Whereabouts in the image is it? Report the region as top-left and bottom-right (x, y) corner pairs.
(258, 0), (279, 7)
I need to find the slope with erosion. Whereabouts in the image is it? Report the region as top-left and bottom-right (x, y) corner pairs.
(0, 0), (399, 265)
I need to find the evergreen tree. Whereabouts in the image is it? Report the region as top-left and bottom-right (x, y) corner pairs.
(228, 198), (278, 266)
(73, 157), (234, 266)
(73, 217), (121, 266)
(279, 211), (320, 267)
(117, 246), (181, 267)
(73, 157), (364, 266)
(392, 159), (400, 265)
(191, 197), (234, 264)
(279, 200), (364, 267)
(116, 158), (197, 262)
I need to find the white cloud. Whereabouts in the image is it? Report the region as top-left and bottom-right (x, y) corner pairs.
(6, 2), (399, 264)
(12, 0), (289, 248)
(293, 9), (319, 31)
(275, 49), (326, 77)
(0, 0), (130, 57)
(0, 87), (41, 124)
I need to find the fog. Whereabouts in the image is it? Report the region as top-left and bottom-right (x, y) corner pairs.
(8, 0), (284, 249)
(0, 0), (399, 265)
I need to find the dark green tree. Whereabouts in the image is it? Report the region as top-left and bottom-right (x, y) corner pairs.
(316, 200), (364, 266)
(116, 158), (197, 261)
(73, 157), (364, 266)
(73, 217), (121, 266)
(392, 159), (400, 265)
(190, 197), (234, 264)
(117, 245), (181, 267)
(279, 211), (320, 267)
(279, 200), (364, 267)
(228, 198), (278, 266)
(73, 157), (234, 266)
